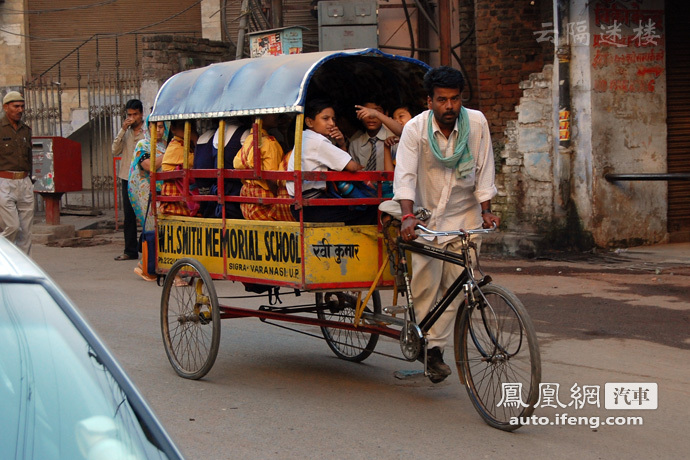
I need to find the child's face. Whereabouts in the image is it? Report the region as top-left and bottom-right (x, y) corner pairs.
(362, 102), (384, 133)
(306, 107), (337, 137)
(393, 108), (412, 126)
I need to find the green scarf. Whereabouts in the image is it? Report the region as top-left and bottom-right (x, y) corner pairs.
(427, 107), (474, 178)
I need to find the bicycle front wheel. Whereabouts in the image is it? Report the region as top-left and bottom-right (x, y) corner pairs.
(455, 283), (541, 431)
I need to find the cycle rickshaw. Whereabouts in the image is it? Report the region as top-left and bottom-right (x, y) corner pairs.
(149, 48), (541, 431)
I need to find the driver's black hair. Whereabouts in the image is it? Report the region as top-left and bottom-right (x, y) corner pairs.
(423, 66), (465, 98)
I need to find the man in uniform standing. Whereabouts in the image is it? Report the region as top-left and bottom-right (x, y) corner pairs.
(0, 91), (34, 254)
(112, 99), (144, 261)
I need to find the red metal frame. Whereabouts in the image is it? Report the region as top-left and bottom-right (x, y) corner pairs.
(152, 121), (395, 290)
(218, 304), (401, 340)
(113, 156), (121, 231)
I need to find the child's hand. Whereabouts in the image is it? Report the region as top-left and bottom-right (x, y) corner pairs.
(355, 105), (380, 121)
(328, 126), (347, 148)
(384, 136), (399, 147)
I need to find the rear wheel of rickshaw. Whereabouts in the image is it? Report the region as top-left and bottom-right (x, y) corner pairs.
(316, 291), (381, 362)
(161, 258), (221, 380)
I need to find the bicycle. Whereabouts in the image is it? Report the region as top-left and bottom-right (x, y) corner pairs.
(368, 217), (542, 430)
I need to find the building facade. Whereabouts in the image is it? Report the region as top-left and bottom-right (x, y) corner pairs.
(1, 0), (686, 248)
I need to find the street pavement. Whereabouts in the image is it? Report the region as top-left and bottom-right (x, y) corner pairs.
(29, 212), (690, 459)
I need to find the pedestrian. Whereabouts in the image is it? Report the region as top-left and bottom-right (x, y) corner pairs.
(128, 116), (168, 281)
(393, 66), (500, 383)
(0, 91), (34, 254)
(112, 99), (144, 261)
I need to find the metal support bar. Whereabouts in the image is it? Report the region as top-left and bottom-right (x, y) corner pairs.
(218, 304), (401, 340)
(605, 173), (690, 182)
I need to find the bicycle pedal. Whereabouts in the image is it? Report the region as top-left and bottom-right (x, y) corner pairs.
(383, 305), (406, 315)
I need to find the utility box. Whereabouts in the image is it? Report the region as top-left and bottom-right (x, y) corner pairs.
(248, 26), (308, 58)
(32, 137), (83, 194)
(318, 0), (378, 51)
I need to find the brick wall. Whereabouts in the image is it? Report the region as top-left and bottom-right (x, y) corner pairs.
(456, 1), (479, 110)
(496, 65), (555, 233)
(142, 35), (232, 85)
(474, 0), (553, 139)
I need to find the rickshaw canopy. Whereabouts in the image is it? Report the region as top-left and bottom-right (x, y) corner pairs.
(150, 48), (431, 121)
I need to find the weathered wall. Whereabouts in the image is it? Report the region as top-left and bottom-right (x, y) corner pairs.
(587, 0), (667, 246)
(140, 35), (233, 116)
(0, 0), (29, 86)
(498, 0), (668, 250)
(497, 66), (556, 233)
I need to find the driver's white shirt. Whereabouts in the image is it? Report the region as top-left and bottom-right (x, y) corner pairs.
(393, 109), (497, 243)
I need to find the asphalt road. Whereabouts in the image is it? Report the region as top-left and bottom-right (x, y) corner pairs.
(32, 236), (690, 460)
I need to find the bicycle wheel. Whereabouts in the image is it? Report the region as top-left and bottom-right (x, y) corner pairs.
(316, 291), (381, 362)
(455, 283), (541, 431)
(161, 258), (221, 380)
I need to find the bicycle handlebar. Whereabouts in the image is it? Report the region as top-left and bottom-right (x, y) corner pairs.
(415, 223), (497, 238)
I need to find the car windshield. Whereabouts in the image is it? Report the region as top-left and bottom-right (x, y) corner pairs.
(0, 281), (169, 459)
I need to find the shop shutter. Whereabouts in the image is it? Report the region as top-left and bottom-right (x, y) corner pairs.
(27, 0), (202, 85)
(666, 11), (690, 236)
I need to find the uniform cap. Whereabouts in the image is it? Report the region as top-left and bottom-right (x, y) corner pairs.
(3, 91), (25, 105)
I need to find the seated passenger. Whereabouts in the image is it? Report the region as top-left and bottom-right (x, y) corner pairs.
(382, 106), (416, 197)
(159, 120), (199, 216)
(350, 101), (403, 171)
(193, 118), (250, 218)
(233, 115), (294, 221)
(286, 99), (377, 225)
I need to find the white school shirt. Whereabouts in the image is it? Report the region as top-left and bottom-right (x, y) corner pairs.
(393, 109), (497, 243)
(348, 125), (393, 171)
(286, 129), (352, 196)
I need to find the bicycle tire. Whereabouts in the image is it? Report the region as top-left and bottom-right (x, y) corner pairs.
(316, 290), (381, 362)
(455, 283), (541, 431)
(161, 258), (221, 380)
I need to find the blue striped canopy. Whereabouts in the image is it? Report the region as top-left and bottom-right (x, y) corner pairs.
(150, 48), (430, 121)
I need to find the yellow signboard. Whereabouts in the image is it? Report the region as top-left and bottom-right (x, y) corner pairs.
(157, 216), (302, 284)
(156, 216), (393, 288)
(304, 225), (392, 285)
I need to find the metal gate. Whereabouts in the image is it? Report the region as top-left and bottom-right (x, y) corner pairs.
(87, 70), (140, 210)
(23, 76), (63, 138)
(23, 71), (140, 212)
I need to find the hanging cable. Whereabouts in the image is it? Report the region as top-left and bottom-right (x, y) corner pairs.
(400, 0), (416, 58)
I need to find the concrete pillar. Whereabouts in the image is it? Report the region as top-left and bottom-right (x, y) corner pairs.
(0, 0), (30, 86)
(202, 0), (224, 42)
